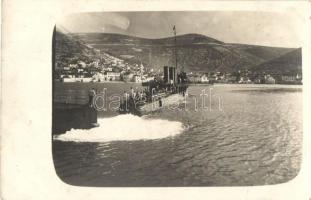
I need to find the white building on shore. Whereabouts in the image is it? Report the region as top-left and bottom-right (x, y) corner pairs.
(134, 75), (142, 83)
(104, 71), (121, 81)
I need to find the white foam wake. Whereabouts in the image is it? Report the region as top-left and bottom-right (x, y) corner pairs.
(53, 114), (184, 142)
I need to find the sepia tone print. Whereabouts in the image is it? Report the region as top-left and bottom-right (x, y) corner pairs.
(52, 11), (302, 187)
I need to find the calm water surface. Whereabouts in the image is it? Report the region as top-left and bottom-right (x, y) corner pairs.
(53, 83), (302, 186)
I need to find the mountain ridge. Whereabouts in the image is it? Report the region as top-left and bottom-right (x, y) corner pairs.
(55, 30), (302, 75)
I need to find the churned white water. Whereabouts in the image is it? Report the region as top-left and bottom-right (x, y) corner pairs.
(53, 114), (184, 142)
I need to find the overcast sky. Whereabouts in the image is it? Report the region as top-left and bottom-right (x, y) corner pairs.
(57, 11), (302, 48)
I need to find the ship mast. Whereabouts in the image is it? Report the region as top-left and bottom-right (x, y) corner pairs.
(173, 25), (178, 72)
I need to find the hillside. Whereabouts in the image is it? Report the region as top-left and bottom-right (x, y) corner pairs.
(253, 48), (302, 74)
(56, 31), (301, 73)
(57, 32), (301, 74)
(54, 30), (100, 69)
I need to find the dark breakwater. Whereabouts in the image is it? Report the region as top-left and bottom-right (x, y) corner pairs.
(52, 103), (97, 134)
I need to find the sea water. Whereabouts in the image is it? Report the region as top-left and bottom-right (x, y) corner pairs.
(52, 83), (302, 186)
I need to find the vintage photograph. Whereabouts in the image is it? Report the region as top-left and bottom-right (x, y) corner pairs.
(52, 11), (302, 187)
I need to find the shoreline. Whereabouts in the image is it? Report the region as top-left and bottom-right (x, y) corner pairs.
(54, 80), (303, 88)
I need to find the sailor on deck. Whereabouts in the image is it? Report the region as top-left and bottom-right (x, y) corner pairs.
(88, 88), (96, 107)
(130, 87), (135, 98)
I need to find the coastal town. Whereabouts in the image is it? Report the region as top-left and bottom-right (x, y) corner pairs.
(54, 52), (302, 85)
(54, 24), (302, 86)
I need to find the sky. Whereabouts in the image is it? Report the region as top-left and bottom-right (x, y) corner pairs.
(57, 11), (303, 48)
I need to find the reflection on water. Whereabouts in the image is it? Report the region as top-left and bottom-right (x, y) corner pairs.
(52, 84), (302, 186)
